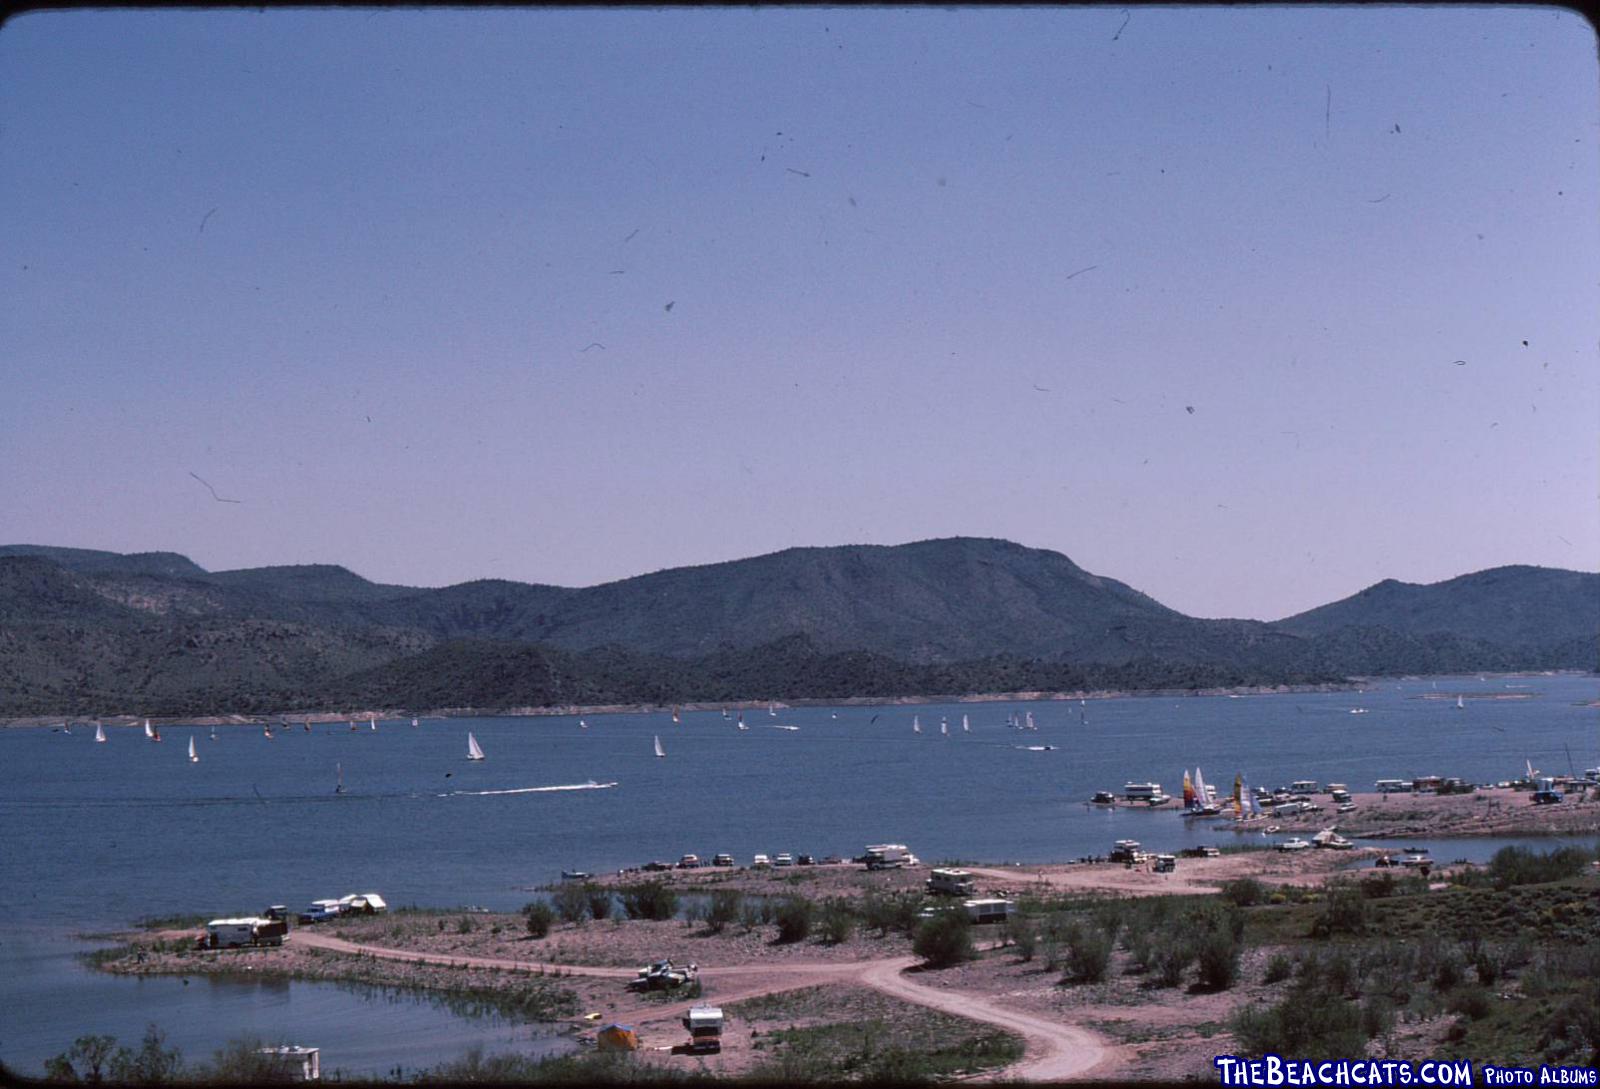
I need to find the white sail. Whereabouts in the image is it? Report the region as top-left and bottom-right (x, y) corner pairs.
(912, 715), (921, 733)
(95, 722), (107, 743)
(654, 734), (665, 758)
(144, 719), (154, 740)
(1456, 695), (1465, 710)
(736, 712), (748, 731)
(188, 736), (198, 763)
(672, 707), (681, 724)
(1025, 711), (1036, 730)
(371, 715), (379, 730)
(940, 719), (949, 735)
(467, 732), (486, 761)
(768, 702), (777, 717)
(962, 714), (970, 733)
(211, 726), (218, 740)
(580, 718), (588, 729)
(335, 762), (344, 795)
(412, 717), (419, 728)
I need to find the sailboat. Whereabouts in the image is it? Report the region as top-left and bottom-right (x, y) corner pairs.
(768, 702), (777, 717)
(671, 706), (681, 725)
(264, 725), (274, 739)
(94, 722), (107, 743)
(1456, 695), (1465, 710)
(335, 762), (345, 795)
(411, 717), (419, 728)
(467, 732), (485, 761)
(144, 718), (161, 742)
(211, 725), (218, 740)
(303, 720), (310, 733)
(370, 715), (379, 731)
(912, 715), (922, 734)
(1024, 711), (1037, 731)
(188, 736), (199, 763)
(721, 707), (730, 719)
(580, 718), (588, 730)
(940, 718), (949, 736)
(962, 714), (970, 733)
(736, 712), (748, 731)
(653, 734), (665, 758)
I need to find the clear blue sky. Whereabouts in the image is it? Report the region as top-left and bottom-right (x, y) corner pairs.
(2, 7), (1595, 620)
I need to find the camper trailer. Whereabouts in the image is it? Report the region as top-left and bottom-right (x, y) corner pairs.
(681, 1006), (724, 1054)
(926, 868), (977, 896)
(256, 1047), (320, 1081)
(864, 844), (916, 870)
(963, 899), (1015, 924)
(205, 917), (284, 949)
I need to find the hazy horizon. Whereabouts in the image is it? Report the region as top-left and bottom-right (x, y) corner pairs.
(4, 7), (1596, 621)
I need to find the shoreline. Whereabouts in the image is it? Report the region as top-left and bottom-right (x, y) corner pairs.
(0, 680), (1369, 727)
(9, 669), (1591, 728)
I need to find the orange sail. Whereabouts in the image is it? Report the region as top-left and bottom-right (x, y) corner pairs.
(1182, 770), (1196, 809)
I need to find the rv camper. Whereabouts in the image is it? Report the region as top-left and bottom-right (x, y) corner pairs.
(205, 917), (284, 949)
(681, 1006), (724, 1054)
(256, 1047), (320, 1081)
(926, 868), (977, 896)
(963, 899), (1015, 924)
(864, 844), (916, 870)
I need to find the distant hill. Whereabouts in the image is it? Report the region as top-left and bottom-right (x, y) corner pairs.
(0, 539), (1592, 715)
(1275, 566), (1600, 666)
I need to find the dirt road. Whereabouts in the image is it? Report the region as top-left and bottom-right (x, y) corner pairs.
(292, 930), (1106, 1080)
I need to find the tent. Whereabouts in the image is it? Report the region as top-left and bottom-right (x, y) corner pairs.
(596, 1024), (639, 1052)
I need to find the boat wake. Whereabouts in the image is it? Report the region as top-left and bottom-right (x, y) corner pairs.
(440, 781), (619, 797)
(761, 725), (801, 732)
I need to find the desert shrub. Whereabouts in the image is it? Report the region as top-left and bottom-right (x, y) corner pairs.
(1194, 924), (1241, 990)
(773, 896), (815, 944)
(1446, 985), (1493, 1021)
(1361, 995), (1395, 1040)
(817, 899), (856, 945)
(913, 909), (975, 968)
(1062, 921), (1114, 984)
(1220, 877), (1268, 907)
(522, 902), (554, 939)
(1264, 952), (1294, 983)
(1488, 844), (1595, 890)
(738, 900), (763, 934)
(1232, 984), (1365, 1059)
(586, 886), (612, 921)
(1310, 883), (1367, 938)
(1537, 988), (1600, 1067)
(861, 891), (923, 937)
(1007, 915), (1038, 962)
(551, 883), (589, 925)
(706, 889), (743, 934)
(455, 915), (476, 934)
(107, 1025), (185, 1085)
(618, 881), (678, 921)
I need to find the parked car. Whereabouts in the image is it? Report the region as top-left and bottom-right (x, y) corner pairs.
(774, 852), (795, 867)
(296, 904), (339, 925)
(263, 905), (290, 922)
(677, 854), (702, 869)
(819, 855), (843, 865)
(796, 854), (815, 866)
(642, 860), (673, 872)
(752, 854), (772, 869)
(711, 853), (734, 867)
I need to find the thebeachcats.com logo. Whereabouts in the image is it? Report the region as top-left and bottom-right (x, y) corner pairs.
(1214, 1055), (1599, 1087)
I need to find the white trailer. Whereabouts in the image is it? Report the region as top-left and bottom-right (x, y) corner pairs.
(864, 844), (914, 869)
(926, 868), (976, 896)
(963, 899), (1015, 924)
(681, 1006), (724, 1054)
(206, 917), (273, 949)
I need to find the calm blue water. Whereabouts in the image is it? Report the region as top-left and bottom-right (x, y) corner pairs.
(3, 673), (1596, 1075)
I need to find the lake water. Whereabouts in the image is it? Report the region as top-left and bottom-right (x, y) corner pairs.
(3, 673), (1595, 1076)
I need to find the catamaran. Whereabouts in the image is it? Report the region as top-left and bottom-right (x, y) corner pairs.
(467, 732), (486, 761)
(188, 736), (199, 763)
(94, 722), (107, 744)
(654, 734), (666, 758)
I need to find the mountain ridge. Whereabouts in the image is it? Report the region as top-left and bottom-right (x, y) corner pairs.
(1, 538), (1592, 715)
